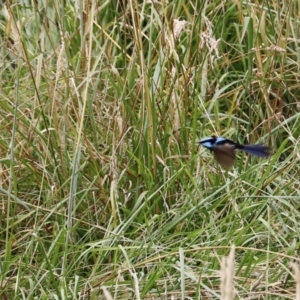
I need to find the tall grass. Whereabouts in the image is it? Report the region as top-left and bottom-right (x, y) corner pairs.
(0, 0), (300, 299)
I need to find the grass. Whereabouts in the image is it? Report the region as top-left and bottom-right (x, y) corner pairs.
(0, 0), (300, 299)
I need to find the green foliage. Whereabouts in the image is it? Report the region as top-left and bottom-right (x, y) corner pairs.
(0, 0), (299, 299)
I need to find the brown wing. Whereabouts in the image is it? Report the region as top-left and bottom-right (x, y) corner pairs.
(213, 143), (236, 168)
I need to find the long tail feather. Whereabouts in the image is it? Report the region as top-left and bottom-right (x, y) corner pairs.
(241, 144), (270, 157)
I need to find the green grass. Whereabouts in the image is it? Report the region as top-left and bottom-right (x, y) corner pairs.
(0, 0), (300, 299)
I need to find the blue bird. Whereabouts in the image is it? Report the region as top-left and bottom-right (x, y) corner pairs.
(199, 136), (271, 168)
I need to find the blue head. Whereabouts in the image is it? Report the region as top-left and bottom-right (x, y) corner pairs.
(199, 136), (231, 150)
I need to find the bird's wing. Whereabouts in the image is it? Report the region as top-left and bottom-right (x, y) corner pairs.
(213, 143), (236, 168)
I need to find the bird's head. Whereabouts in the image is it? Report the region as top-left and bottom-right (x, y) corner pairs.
(198, 136), (227, 150)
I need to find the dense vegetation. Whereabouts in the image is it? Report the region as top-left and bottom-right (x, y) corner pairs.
(0, 0), (300, 299)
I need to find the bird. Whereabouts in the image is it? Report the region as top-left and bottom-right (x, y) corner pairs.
(199, 136), (271, 168)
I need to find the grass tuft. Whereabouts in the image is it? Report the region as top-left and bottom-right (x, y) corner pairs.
(0, 0), (300, 299)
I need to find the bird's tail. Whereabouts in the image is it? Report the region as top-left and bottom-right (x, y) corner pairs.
(241, 144), (270, 157)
